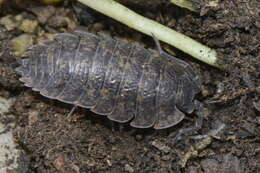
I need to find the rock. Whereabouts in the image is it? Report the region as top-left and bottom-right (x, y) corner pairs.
(135, 134), (144, 141)
(0, 96), (13, 115)
(11, 34), (33, 57)
(151, 140), (171, 154)
(180, 146), (198, 168)
(186, 166), (202, 173)
(200, 158), (219, 173)
(14, 14), (24, 25)
(90, 22), (105, 33)
(47, 15), (68, 28)
(200, 154), (242, 173)
(18, 19), (39, 33)
(125, 164), (134, 173)
(30, 6), (55, 24)
(0, 96), (29, 173)
(0, 15), (18, 31)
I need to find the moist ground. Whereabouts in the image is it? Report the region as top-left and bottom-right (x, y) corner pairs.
(0, 0), (259, 172)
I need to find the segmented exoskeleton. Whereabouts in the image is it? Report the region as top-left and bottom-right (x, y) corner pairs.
(16, 30), (201, 129)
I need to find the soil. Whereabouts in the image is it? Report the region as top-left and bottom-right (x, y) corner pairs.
(0, 0), (259, 172)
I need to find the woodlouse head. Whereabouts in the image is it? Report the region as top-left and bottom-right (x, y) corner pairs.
(14, 47), (35, 86)
(15, 58), (29, 76)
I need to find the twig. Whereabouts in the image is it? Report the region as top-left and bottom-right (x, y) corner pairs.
(78, 0), (223, 69)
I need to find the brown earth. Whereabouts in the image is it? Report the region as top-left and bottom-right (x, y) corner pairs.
(0, 0), (259, 172)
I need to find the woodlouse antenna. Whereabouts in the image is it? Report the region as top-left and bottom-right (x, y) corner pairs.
(151, 33), (163, 55)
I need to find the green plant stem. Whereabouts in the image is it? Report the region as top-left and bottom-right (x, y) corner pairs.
(77, 0), (221, 68)
(170, 0), (198, 12)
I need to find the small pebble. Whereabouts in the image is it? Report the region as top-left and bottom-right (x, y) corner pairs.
(201, 86), (212, 98)
(90, 22), (105, 33)
(33, 6), (55, 24)
(167, 18), (176, 28)
(201, 154), (241, 173)
(18, 19), (39, 33)
(106, 159), (112, 167)
(28, 110), (39, 126)
(151, 140), (171, 154)
(0, 15), (17, 31)
(47, 16), (67, 28)
(11, 34), (33, 57)
(135, 134), (143, 141)
(125, 164), (134, 173)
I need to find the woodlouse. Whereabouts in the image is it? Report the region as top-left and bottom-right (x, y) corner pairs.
(16, 30), (201, 129)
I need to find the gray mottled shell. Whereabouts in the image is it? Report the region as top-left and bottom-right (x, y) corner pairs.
(16, 30), (201, 129)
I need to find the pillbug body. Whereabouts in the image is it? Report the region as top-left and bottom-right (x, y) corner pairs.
(16, 31), (201, 129)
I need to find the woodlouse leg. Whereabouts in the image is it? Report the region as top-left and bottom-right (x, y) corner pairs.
(193, 101), (204, 129)
(171, 100), (204, 142)
(66, 105), (77, 118)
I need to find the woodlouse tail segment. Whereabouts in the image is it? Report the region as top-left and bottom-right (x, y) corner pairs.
(160, 52), (201, 94)
(107, 110), (134, 124)
(176, 78), (197, 114)
(154, 106), (185, 129)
